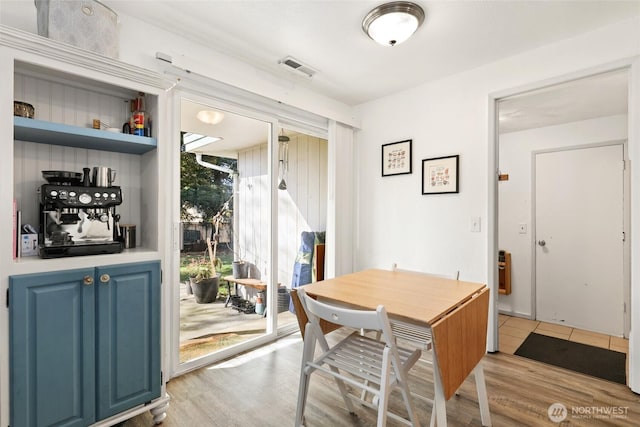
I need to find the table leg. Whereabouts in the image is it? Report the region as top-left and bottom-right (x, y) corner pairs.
(474, 364), (492, 426)
(431, 349), (447, 427)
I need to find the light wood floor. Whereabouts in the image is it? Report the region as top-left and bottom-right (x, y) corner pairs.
(498, 314), (629, 355)
(125, 328), (639, 427)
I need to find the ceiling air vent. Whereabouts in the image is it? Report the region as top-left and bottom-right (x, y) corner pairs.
(278, 56), (317, 78)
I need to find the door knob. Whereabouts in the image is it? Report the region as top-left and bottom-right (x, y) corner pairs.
(83, 275), (94, 285)
(100, 274), (110, 283)
(538, 240), (546, 247)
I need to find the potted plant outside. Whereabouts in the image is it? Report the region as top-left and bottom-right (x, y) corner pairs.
(189, 256), (221, 304)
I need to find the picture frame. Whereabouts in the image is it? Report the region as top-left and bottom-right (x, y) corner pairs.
(381, 139), (412, 176)
(422, 155), (459, 194)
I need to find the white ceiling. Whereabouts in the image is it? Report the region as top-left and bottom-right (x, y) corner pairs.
(181, 99), (270, 157)
(105, 1), (636, 141)
(498, 69), (629, 134)
(108, 0), (640, 107)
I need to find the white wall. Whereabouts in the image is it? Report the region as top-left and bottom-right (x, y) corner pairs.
(354, 17), (639, 278)
(498, 115), (628, 317)
(354, 16), (640, 389)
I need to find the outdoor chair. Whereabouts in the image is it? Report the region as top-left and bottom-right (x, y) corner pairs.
(295, 287), (422, 427)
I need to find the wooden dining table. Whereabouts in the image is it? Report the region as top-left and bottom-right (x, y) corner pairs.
(302, 268), (492, 427)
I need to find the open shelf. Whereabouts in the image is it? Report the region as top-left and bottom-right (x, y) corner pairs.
(14, 117), (156, 154)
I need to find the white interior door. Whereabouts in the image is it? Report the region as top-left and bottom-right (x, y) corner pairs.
(535, 144), (624, 336)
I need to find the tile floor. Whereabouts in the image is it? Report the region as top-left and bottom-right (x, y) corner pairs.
(498, 314), (629, 355)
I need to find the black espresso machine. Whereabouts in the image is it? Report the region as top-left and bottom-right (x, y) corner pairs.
(38, 170), (124, 258)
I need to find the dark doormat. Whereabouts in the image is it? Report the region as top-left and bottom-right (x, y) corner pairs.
(514, 332), (626, 384)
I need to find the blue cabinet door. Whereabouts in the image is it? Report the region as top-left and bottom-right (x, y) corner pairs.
(10, 269), (96, 427)
(95, 261), (161, 420)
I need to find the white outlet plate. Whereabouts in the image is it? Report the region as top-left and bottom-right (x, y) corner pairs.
(518, 223), (527, 234)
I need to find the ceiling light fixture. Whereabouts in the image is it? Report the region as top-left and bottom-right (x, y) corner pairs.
(362, 1), (425, 47)
(196, 110), (225, 125)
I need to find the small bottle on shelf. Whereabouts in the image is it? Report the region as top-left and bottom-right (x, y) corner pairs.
(131, 92), (146, 136)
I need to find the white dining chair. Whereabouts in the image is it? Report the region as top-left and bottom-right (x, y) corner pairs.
(295, 287), (422, 427)
(363, 264), (459, 426)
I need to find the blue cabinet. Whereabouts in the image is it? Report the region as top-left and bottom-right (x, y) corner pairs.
(95, 262), (161, 420)
(10, 269), (96, 427)
(10, 261), (161, 427)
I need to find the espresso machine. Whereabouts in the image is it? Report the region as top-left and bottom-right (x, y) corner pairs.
(38, 168), (124, 258)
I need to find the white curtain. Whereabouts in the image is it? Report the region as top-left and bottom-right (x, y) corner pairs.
(326, 120), (356, 278)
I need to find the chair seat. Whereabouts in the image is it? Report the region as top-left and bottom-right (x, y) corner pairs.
(307, 331), (421, 391)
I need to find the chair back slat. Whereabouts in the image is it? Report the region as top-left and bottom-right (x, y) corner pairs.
(301, 289), (384, 331)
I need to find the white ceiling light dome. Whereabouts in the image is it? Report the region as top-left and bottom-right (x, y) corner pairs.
(362, 1), (425, 47)
(196, 110), (225, 125)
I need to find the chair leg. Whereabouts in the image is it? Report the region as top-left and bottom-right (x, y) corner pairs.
(376, 350), (392, 427)
(398, 375), (421, 427)
(295, 327), (317, 426)
(330, 366), (357, 414)
(474, 364), (492, 426)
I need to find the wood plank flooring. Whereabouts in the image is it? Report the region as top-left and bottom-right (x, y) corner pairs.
(125, 330), (639, 427)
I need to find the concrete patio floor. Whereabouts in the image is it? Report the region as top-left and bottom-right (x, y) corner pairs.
(179, 281), (297, 344)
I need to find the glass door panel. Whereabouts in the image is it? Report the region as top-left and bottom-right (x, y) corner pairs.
(178, 97), (272, 367)
(276, 127), (329, 332)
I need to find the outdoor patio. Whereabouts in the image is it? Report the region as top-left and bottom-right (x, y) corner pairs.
(179, 280), (297, 362)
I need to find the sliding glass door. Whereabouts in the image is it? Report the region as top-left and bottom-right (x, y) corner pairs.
(169, 88), (330, 376)
(175, 95), (276, 373)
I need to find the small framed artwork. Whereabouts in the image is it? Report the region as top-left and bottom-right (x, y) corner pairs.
(381, 139), (412, 176)
(422, 155), (459, 194)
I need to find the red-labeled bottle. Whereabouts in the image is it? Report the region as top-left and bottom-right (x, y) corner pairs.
(131, 92), (146, 136)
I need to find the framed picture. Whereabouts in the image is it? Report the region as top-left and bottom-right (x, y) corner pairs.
(422, 155), (459, 194)
(381, 139), (412, 176)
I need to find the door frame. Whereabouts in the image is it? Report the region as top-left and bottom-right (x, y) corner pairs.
(170, 88), (280, 377)
(530, 141), (629, 337)
(487, 57), (637, 360)
(164, 68), (334, 379)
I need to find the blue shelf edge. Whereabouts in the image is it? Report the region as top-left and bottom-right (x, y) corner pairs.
(14, 117), (157, 155)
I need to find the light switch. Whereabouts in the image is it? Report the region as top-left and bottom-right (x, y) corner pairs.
(470, 216), (481, 232)
(518, 223), (527, 234)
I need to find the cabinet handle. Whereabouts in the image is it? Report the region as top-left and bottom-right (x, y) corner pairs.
(100, 274), (111, 283)
(83, 275), (94, 285)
